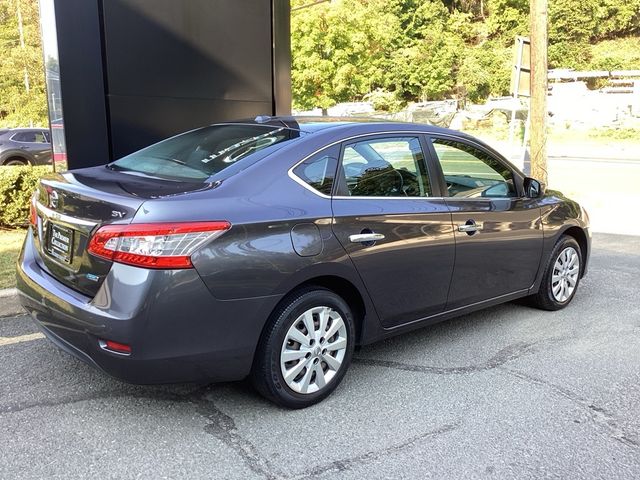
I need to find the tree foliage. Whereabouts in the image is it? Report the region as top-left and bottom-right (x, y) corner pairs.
(291, 0), (640, 110)
(0, 0), (47, 127)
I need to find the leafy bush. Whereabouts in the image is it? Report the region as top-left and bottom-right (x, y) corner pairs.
(0, 166), (52, 228)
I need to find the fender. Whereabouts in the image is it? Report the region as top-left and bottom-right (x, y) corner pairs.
(1, 148), (32, 165)
(529, 199), (591, 294)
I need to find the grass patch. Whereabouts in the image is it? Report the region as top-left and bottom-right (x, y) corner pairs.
(0, 228), (26, 289)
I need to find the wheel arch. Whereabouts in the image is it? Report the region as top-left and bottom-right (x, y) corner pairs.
(2, 153), (31, 165)
(559, 225), (589, 277)
(264, 266), (381, 347)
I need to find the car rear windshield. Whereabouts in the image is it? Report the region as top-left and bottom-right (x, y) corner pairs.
(109, 124), (297, 181)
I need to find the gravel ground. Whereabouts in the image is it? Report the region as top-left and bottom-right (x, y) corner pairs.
(1, 232), (639, 479)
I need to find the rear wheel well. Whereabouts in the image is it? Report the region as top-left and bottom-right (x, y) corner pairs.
(3, 155), (30, 165)
(562, 226), (588, 276)
(283, 276), (366, 344)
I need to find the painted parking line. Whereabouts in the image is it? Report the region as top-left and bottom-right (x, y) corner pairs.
(0, 333), (45, 347)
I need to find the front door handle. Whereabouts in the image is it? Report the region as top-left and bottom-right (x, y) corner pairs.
(458, 220), (483, 234)
(349, 233), (385, 243)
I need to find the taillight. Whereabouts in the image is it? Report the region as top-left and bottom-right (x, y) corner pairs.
(87, 221), (231, 269)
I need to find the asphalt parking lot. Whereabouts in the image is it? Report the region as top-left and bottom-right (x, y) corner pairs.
(1, 232), (639, 479)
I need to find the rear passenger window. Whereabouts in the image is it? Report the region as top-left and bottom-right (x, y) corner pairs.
(293, 149), (338, 196)
(341, 136), (431, 197)
(12, 132), (36, 142)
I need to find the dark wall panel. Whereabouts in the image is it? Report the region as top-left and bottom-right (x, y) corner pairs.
(102, 0), (273, 101)
(108, 97), (273, 159)
(51, 0), (111, 167)
(43, 0), (291, 168)
(102, 0), (276, 159)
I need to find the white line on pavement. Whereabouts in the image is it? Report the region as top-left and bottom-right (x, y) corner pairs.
(0, 333), (45, 347)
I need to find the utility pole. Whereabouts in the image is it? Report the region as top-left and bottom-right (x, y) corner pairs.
(529, 0), (548, 183)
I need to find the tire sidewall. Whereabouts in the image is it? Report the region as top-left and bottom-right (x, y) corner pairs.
(544, 237), (582, 308)
(266, 289), (355, 408)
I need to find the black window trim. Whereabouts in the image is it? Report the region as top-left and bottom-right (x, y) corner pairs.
(424, 133), (526, 199)
(287, 130), (524, 200)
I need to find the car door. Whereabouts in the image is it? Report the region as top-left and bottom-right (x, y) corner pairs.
(331, 134), (455, 328)
(30, 131), (52, 164)
(11, 131), (50, 164)
(426, 134), (543, 309)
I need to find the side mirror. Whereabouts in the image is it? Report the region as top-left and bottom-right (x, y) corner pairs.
(523, 177), (545, 198)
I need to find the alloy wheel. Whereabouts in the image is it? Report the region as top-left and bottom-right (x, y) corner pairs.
(280, 306), (348, 394)
(551, 246), (580, 302)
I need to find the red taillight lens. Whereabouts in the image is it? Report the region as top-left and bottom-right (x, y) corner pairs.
(87, 221), (231, 269)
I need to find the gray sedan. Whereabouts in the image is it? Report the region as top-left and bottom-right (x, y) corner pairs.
(16, 117), (590, 408)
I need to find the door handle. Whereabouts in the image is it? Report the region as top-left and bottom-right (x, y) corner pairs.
(458, 220), (483, 234)
(349, 233), (385, 243)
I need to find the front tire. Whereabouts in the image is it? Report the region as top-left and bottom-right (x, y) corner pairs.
(251, 288), (355, 409)
(529, 235), (582, 310)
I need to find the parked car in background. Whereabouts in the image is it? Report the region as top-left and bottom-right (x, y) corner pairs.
(0, 128), (52, 166)
(16, 117), (590, 408)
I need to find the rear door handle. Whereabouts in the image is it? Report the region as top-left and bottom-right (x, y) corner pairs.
(349, 233), (385, 243)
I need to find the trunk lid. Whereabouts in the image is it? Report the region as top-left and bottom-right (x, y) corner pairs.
(32, 166), (210, 297)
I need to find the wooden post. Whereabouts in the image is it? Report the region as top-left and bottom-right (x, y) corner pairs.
(529, 0), (548, 183)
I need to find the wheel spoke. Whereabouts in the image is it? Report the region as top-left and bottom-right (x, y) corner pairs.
(282, 349), (308, 362)
(324, 316), (345, 340)
(314, 363), (326, 389)
(568, 253), (578, 267)
(566, 275), (576, 287)
(302, 311), (316, 341)
(552, 282), (562, 295)
(287, 327), (309, 347)
(318, 308), (329, 337)
(299, 364), (314, 393)
(284, 357), (308, 382)
(322, 353), (342, 371)
(325, 337), (347, 352)
(552, 274), (561, 283)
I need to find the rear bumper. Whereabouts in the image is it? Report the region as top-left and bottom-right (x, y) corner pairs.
(16, 230), (280, 384)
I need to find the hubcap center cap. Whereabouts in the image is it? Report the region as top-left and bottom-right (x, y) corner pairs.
(313, 346), (321, 357)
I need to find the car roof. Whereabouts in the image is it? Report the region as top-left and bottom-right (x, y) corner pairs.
(229, 115), (464, 136)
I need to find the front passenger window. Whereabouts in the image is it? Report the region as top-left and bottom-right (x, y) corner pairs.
(341, 137), (431, 197)
(432, 138), (516, 198)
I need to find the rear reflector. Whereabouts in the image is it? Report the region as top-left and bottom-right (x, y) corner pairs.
(87, 221), (231, 269)
(29, 195), (38, 227)
(99, 339), (132, 355)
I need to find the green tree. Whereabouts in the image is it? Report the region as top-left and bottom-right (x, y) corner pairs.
(0, 0), (47, 128)
(289, 0), (640, 109)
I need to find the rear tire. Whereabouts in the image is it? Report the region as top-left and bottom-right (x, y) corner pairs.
(529, 235), (582, 311)
(251, 287), (355, 409)
(3, 157), (28, 166)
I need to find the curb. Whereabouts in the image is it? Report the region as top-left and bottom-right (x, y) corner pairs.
(0, 288), (24, 318)
(0, 288), (18, 298)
